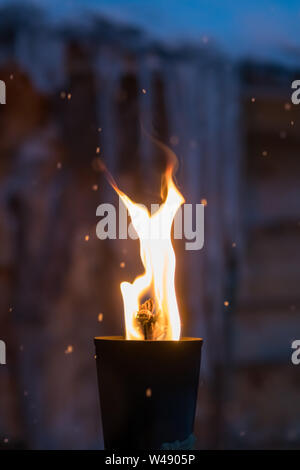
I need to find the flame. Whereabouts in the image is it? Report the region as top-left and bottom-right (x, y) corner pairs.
(109, 164), (184, 340)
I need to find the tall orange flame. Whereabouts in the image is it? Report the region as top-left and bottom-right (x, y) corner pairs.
(108, 163), (184, 340)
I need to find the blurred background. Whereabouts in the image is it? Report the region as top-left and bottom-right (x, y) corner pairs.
(0, 0), (300, 450)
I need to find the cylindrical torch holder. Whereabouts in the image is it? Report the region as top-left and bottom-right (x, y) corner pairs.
(94, 336), (203, 450)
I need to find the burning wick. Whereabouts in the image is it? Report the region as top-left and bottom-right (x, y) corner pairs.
(136, 298), (158, 340)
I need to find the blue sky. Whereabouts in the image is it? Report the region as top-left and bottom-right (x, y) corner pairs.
(1, 0), (300, 64)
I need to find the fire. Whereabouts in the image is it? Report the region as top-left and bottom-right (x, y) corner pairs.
(110, 164), (184, 340)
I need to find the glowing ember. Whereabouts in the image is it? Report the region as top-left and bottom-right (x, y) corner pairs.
(107, 160), (184, 341)
(65, 345), (73, 354)
(98, 313), (104, 322)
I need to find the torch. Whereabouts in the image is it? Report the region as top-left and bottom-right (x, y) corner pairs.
(94, 162), (203, 450)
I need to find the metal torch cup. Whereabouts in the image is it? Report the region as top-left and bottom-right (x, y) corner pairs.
(94, 336), (203, 450)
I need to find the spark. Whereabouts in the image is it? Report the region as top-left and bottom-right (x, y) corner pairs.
(85, 235), (90, 242)
(120, 262), (125, 268)
(98, 313), (103, 322)
(145, 388), (152, 398)
(65, 345), (73, 354)
(201, 198), (207, 206)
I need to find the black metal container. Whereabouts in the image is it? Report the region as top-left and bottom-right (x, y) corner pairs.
(94, 336), (203, 450)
